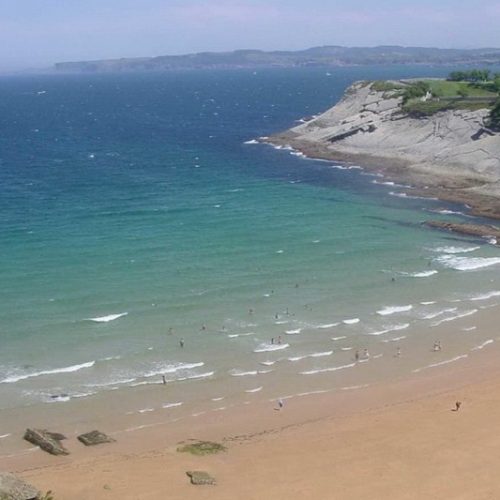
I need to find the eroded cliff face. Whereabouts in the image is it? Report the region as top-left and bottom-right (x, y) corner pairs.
(277, 81), (500, 198)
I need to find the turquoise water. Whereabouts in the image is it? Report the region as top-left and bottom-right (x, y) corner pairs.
(1, 66), (500, 419)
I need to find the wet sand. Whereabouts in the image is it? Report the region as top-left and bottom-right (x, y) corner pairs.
(5, 331), (500, 499)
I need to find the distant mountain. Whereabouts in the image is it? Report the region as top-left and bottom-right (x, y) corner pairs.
(54, 46), (500, 73)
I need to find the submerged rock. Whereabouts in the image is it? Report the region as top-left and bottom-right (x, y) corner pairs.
(23, 429), (69, 456)
(186, 471), (216, 486)
(77, 430), (115, 446)
(425, 221), (500, 242)
(0, 471), (39, 500)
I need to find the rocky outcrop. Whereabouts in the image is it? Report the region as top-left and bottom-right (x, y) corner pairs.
(425, 221), (500, 242)
(270, 80), (500, 218)
(23, 429), (69, 456)
(77, 430), (115, 446)
(186, 471), (216, 486)
(0, 472), (39, 500)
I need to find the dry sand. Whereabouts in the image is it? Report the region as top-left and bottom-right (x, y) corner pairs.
(7, 343), (500, 500)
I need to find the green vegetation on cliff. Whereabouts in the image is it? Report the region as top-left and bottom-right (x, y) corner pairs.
(397, 73), (500, 117)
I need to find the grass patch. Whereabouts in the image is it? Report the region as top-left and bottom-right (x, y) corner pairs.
(177, 440), (227, 456)
(403, 98), (493, 117)
(371, 80), (405, 92)
(424, 79), (497, 98)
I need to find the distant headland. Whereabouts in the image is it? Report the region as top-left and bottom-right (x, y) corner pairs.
(53, 46), (500, 73)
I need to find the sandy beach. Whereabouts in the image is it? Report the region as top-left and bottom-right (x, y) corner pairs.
(3, 330), (500, 499)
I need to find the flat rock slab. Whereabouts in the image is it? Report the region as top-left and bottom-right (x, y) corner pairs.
(23, 429), (69, 456)
(77, 430), (115, 446)
(186, 471), (216, 486)
(0, 471), (39, 500)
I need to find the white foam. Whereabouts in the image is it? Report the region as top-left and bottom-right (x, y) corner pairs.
(162, 402), (183, 409)
(178, 371), (214, 381)
(144, 362), (204, 379)
(341, 384), (369, 391)
(301, 363), (356, 375)
(259, 361), (275, 366)
(285, 328), (302, 335)
(245, 386), (263, 393)
(389, 191), (437, 200)
(228, 332), (255, 338)
(367, 323), (410, 336)
(253, 343), (289, 353)
(413, 354), (468, 373)
(331, 336), (347, 341)
(86, 312), (128, 323)
(377, 305), (412, 316)
(420, 301), (437, 305)
(471, 340), (493, 351)
(462, 326), (477, 332)
(430, 209), (465, 216)
(0, 434), (11, 439)
(1, 361), (95, 384)
(408, 270), (438, 278)
(432, 246), (480, 254)
(431, 309), (478, 327)
(288, 351), (333, 362)
(381, 335), (407, 343)
(470, 291), (500, 301)
(422, 307), (457, 320)
(243, 139), (259, 145)
(296, 389), (330, 397)
(330, 165), (362, 170)
(437, 255), (500, 271)
(230, 369), (258, 377)
(138, 407), (155, 413)
(212, 397), (224, 401)
(343, 318), (360, 325)
(316, 322), (340, 329)
(340, 347), (353, 351)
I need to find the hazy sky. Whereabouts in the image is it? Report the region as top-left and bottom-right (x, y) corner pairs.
(1, 0), (499, 70)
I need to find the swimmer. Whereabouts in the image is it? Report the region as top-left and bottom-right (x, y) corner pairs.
(180, 338), (185, 348)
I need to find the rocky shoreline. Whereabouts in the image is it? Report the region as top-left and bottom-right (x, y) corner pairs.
(267, 80), (500, 239)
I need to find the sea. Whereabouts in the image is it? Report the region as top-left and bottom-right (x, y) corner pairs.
(1, 65), (500, 445)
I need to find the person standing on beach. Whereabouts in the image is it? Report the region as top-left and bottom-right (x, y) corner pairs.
(355, 349), (360, 362)
(162, 375), (167, 385)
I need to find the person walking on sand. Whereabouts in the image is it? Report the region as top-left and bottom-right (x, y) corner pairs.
(433, 340), (441, 352)
(363, 348), (370, 359)
(396, 346), (401, 357)
(455, 401), (462, 411)
(278, 399), (284, 410)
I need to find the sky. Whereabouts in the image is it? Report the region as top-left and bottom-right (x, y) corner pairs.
(1, 0), (499, 70)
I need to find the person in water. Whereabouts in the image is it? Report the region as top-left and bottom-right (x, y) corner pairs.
(180, 338), (185, 348)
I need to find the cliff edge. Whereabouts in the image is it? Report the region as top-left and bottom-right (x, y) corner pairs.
(271, 80), (500, 218)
